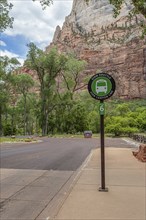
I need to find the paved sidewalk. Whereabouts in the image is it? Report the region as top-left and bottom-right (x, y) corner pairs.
(55, 148), (146, 220)
(0, 169), (74, 220)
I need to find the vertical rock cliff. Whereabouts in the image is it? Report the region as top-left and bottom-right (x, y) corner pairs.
(47, 0), (146, 99)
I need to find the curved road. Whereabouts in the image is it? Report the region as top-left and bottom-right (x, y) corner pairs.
(0, 137), (137, 220)
(0, 137), (134, 171)
(1, 138), (99, 171)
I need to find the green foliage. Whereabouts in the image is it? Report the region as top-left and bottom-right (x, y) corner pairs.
(25, 45), (87, 136)
(0, 56), (21, 135)
(25, 44), (68, 135)
(115, 104), (130, 116)
(0, 0), (14, 32)
(33, 0), (53, 9)
(105, 115), (139, 136)
(3, 123), (16, 136)
(105, 100), (146, 136)
(62, 103), (88, 134)
(109, 0), (123, 18)
(132, 0), (146, 18)
(109, 0), (146, 36)
(135, 107), (146, 131)
(1, 43), (146, 137)
(12, 73), (35, 135)
(13, 73), (34, 95)
(105, 123), (123, 136)
(0, 0), (52, 32)
(87, 111), (100, 133)
(60, 54), (86, 100)
(109, 0), (146, 18)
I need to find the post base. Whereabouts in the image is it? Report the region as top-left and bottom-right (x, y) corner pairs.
(98, 187), (108, 192)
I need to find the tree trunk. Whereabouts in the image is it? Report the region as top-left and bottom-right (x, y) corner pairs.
(41, 103), (46, 136)
(24, 94), (27, 135)
(41, 87), (48, 136)
(0, 105), (2, 136)
(11, 114), (14, 135)
(11, 106), (15, 135)
(45, 112), (49, 135)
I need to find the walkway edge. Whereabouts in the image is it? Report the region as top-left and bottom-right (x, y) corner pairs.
(36, 150), (94, 220)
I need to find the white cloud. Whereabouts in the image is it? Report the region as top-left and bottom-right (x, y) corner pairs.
(6, 0), (73, 49)
(0, 40), (7, 47)
(0, 49), (24, 65)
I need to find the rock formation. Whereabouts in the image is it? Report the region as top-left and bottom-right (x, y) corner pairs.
(46, 0), (146, 99)
(133, 144), (146, 162)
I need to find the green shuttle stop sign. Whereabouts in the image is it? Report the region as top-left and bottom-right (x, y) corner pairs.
(88, 73), (116, 100)
(88, 73), (116, 191)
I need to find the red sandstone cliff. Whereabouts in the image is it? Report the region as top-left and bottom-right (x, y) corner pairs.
(46, 0), (146, 99)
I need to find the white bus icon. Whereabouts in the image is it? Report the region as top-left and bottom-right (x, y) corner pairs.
(96, 79), (107, 94)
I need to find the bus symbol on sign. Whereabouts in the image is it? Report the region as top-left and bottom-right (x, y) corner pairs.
(96, 79), (107, 94)
(88, 72), (116, 100)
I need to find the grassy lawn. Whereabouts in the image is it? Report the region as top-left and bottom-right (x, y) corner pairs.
(0, 133), (100, 143)
(1, 133), (145, 143)
(48, 133), (100, 138)
(0, 137), (38, 143)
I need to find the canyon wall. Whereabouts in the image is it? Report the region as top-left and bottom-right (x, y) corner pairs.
(47, 0), (146, 99)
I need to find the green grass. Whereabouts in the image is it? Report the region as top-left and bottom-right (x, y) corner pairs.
(0, 137), (37, 143)
(48, 133), (100, 138)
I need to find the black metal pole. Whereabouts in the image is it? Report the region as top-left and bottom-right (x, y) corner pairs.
(99, 100), (108, 192)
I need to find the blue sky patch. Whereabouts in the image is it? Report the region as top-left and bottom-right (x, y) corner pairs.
(1, 34), (28, 57)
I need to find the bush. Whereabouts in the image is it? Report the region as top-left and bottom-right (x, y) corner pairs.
(105, 123), (123, 136)
(121, 127), (139, 136)
(105, 116), (139, 137)
(24, 138), (32, 142)
(3, 124), (16, 136)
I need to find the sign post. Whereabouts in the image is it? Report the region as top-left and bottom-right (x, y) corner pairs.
(88, 73), (116, 192)
(99, 99), (107, 191)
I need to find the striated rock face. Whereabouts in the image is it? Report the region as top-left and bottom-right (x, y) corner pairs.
(133, 144), (146, 162)
(47, 0), (146, 99)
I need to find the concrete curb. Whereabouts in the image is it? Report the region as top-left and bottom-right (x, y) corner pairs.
(36, 150), (94, 220)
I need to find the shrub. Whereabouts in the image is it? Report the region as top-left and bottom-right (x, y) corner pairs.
(105, 123), (123, 136)
(3, 124), (16, 136)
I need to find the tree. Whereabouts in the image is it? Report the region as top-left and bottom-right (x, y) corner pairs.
(0, 56), (21, 135)
(25, 43), (66, 135)
(15, 93), (39, 135)
(0, 0), (13, 32)
(13, 73), (34, 135)
(62, 103), (88, 134)
(59, 54), (87, 100)
(0, 0), (52, 32)
(109, 0), (146, 18)
(109, 0), (146, 36)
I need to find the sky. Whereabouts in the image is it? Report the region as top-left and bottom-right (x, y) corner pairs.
(0, 0), (73, 65)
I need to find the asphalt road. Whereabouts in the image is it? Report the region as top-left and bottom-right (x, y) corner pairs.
(0, 137), (138, 219)
(0, 137), (135, 171)
(0, 138), (99, 171)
